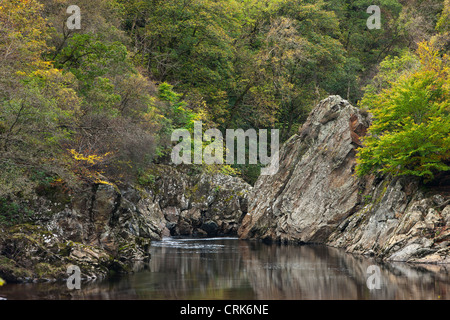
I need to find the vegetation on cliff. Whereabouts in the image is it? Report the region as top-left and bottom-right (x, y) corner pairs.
(356, 41), (450, 180)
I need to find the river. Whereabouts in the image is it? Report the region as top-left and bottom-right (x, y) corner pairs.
(0, 237), (449, 300)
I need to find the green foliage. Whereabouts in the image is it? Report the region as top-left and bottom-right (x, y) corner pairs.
(324, 0), (408, 101)
(119, 0), (349, 138)
(158, 82), (197, 130)
(1, 0), (449, 201)
(360, 50), (420, 100)
(0, 0), (50, 96)
(137, 172), (156, 186)
(203, 163), (242, 178)
(54, 33), (130, 92)
(436, 0), (450, 34)
(356, 42), (450, 180)
(0, 198), (33, 226)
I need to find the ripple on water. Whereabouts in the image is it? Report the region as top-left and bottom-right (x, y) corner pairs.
(150, 237), (237, 252)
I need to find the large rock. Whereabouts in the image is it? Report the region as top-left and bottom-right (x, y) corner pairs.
(239, 96), (370, 243)
(239, 95), (449, 263)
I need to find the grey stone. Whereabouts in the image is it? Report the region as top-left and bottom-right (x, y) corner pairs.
(443, 206), (450, 226)
(239, 95), (449, 264)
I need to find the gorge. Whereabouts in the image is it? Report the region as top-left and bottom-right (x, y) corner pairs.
(0, 96), (449, 285)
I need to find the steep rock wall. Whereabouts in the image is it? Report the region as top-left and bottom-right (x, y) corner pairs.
(239, 96), (449, 263)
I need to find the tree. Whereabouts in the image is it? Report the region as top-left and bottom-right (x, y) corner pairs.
(0, 0), (175, 192)
(356, 41), (450, 180)
(0, 0), (82, 196)
(323, 0), (408, 103)
(211, 0), (347, 137)
(0, 0), (50, 98)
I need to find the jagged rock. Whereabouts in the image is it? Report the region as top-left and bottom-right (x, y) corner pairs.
(239, 95), (449, 263)
(149, 166), (251, 238)
(425, 208), (443, 228)
(239, 96), (371, 243)
(0, 165), (251, 282)
(176, 219), (193, 236)
(443, 206), (450, 226)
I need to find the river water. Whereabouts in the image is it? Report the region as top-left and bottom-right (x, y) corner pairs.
(0, 237), (449, 300)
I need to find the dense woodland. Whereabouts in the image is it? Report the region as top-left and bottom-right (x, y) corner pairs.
(0, 0), (449, 225)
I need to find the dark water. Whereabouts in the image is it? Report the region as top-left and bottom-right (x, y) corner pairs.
(0, 237), (449, 300)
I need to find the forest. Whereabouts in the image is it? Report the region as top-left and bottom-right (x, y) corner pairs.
(0, 0), (449, 225)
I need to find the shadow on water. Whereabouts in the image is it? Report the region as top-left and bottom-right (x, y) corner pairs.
(0, 237), (449, 300)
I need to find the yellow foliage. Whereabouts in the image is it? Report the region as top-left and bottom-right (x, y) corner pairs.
(94, 179), (116, 187)
(69, 149), (111, 165)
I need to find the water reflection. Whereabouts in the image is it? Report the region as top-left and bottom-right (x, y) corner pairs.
(0, 238), (448, 300)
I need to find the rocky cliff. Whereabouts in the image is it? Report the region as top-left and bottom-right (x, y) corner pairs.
(147, 165), (251, 238)
(0, 166), (251, 282)
(239, 96), (450, 264)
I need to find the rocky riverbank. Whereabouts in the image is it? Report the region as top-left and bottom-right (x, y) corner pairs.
(0, 166), (251, 282)
(238, 96), (450, 264)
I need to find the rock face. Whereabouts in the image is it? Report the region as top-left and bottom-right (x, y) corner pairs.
(239, 95), (450, 263)
(145, 165), (251, 238)
(0, 166), (251, 282)
(239, 96), (370, 243)
(328, 177), (450, 264)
